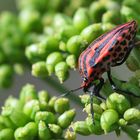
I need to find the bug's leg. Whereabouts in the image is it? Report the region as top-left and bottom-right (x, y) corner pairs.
(112, 44), (134, 66)
(94, 78), (106, 100)
(107, 70), (140, 98)
(90, 91), (94, 124)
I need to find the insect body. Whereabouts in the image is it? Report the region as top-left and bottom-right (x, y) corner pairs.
(79, 20), (137, 91)
(60, 20), (140, 123)
(78, 20), (140, 122)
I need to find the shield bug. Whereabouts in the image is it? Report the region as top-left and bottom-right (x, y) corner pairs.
(61, 20), (140, 122)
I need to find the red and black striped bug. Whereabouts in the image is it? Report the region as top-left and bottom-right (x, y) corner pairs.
(61, 20), (140, 123)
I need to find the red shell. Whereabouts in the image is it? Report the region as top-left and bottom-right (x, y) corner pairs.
(78, 20), (138, 87)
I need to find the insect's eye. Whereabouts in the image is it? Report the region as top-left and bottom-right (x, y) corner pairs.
(83, 77), (88, 82)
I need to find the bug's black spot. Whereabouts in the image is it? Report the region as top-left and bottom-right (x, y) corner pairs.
(129, 41), (133, 45)
(115, 40), (119, 45)
(96, 72), (99, 76)
(115, 46), (122, 52)
(133, 32), (136, 38)
(108, 47), (113, 52)
(123, 47), (128, 52)
(113, 52), (117, 57)
(122, 33), (126, 38)
(119, 52), (124, 58)
(107, 62), (110, 68)
(103, 55), (110, 61)
(101, 68), (106, 72)
(130, 31), (135, 35)
(126, 35), (131, 40)
(112, 59), (116, 63)
(129, 27), (132, 31)
(120, 40), (127, 46)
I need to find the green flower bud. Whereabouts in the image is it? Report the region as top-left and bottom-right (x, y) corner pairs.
(48, 124), (62, 136)
(35, 111), (56, 124)
(94, 113), (101, 121)
(19, 84), (38, 107)
(73, 8), (90, 32)
(4, 96), (19, 109)
(135, 70), (140, 79)
(102, 23), (115, 33)
(25, 39), (53, 63)
(40, 36), (60, 52)
(101, 109), (119, 134)
(79, 94), (101, 105)
(101, 80), (113, 96)
(25, 122), (38, 137)
(59, 41), (67, 52)
(53, 14), (72, 31)
(121, 6), (140, 22)
(38, 90), (50, 102)
(124, 108), (140, 123)
(66, 35), (83, 57)
(38, 121), (51, 140)
(60, 25), (79, 41)
(84, 103), (103, 115)
(102, 10), (121, 24)
(0, 51), (6, 64)
(85, 116), (103, 135)
(105, 0), (121, 11)
(42, 13), (54, 26)
(64, 130), (76, 140)
(123, 0), (140, 13)
(100, 102), (107, 111)
(46, 52), (64, 75)
(129, 76), (139, 87)
(48, 96), (57, 112)
(0, 12), (17, 27)
(106, 92), (131, 114)
(0, 128), (14, 140)
(43, 26), (54, 36)
(138, 132), (140, 140)
(2, 105), (30, 127)
(66, 54), (77, 70)
(0, 115), (15, 130)
(121, 82), (140, 97)
(126, 55), (140, 71)
(0, 64), (13, 88)
(80, 23), (103, 45)
(58, 109), (76, 129)
(32, 61), (48, 77)
(72, 121), (91, 136)
(118, 118), (127, 126)
(14, 122), (38, 140)
(89, 1), (106, 22)
(55, 61), (69, 83)
(23, 99), (40, 120)
(25, 43), (48, 63)
(39, 101), (50, 111)
(17, 0), (47, 12)
(13, 63), (24, 75)
(122, 126), (138, 140)
(54, 98), (70, 114)
(19, 9), (42, 33)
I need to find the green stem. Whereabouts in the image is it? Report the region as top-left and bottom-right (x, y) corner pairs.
(43, 77), (82, 106)
(122, 126), (138, 140)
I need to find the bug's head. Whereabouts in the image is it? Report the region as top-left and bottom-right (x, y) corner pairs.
(81, 77), (92, 92)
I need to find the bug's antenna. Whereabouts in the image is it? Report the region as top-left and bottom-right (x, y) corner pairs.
(58, 86), (84, 98)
